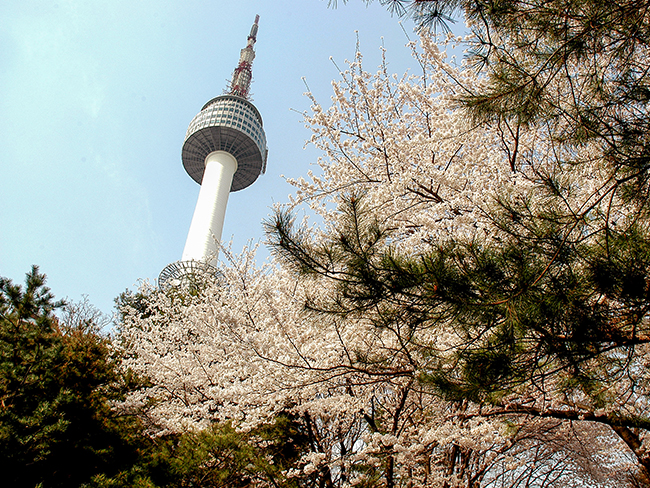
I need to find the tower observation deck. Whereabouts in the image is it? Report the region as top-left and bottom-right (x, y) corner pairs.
(160, 15), (267, 289)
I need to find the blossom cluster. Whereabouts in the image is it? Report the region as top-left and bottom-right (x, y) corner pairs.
(118, 34), (639, 486)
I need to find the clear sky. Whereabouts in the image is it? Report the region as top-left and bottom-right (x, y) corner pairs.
(0, 0), (419, 315)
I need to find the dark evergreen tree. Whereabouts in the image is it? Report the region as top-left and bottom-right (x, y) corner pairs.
(0, 267), (143, 487)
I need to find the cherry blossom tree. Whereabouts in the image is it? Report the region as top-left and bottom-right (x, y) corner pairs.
(116, 24), (645, 484)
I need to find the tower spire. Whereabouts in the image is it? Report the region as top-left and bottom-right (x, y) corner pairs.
(228, 14), (259, 99)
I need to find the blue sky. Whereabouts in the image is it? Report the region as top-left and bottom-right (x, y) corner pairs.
(0, 0), (419, 315)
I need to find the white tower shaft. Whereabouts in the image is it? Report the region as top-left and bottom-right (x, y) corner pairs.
(181, 151), (237, 266)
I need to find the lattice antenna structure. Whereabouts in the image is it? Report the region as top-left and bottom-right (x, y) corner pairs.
(228, 14), (259, 99)
(159, 15), (268, 290)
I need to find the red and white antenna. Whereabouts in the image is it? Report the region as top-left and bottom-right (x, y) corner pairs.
(228, 14), (259, 99)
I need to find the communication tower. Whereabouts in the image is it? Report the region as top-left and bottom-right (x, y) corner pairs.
(159, 15), (267, 288)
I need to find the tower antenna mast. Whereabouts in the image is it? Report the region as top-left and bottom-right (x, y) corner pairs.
(228, 14), (259, 99)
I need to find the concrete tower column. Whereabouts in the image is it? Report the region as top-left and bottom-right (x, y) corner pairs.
(181, 151), (237, 266)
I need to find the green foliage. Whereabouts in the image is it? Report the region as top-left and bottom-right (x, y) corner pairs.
(89, 415), (311, 488)
(0, 267), (144, 487)
(269, 190), (650, 407)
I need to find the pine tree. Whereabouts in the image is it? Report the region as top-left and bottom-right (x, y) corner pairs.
(0, 267), (143, 487)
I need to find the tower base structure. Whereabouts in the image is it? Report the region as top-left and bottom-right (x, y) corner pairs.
(158, 259), (218, 290)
